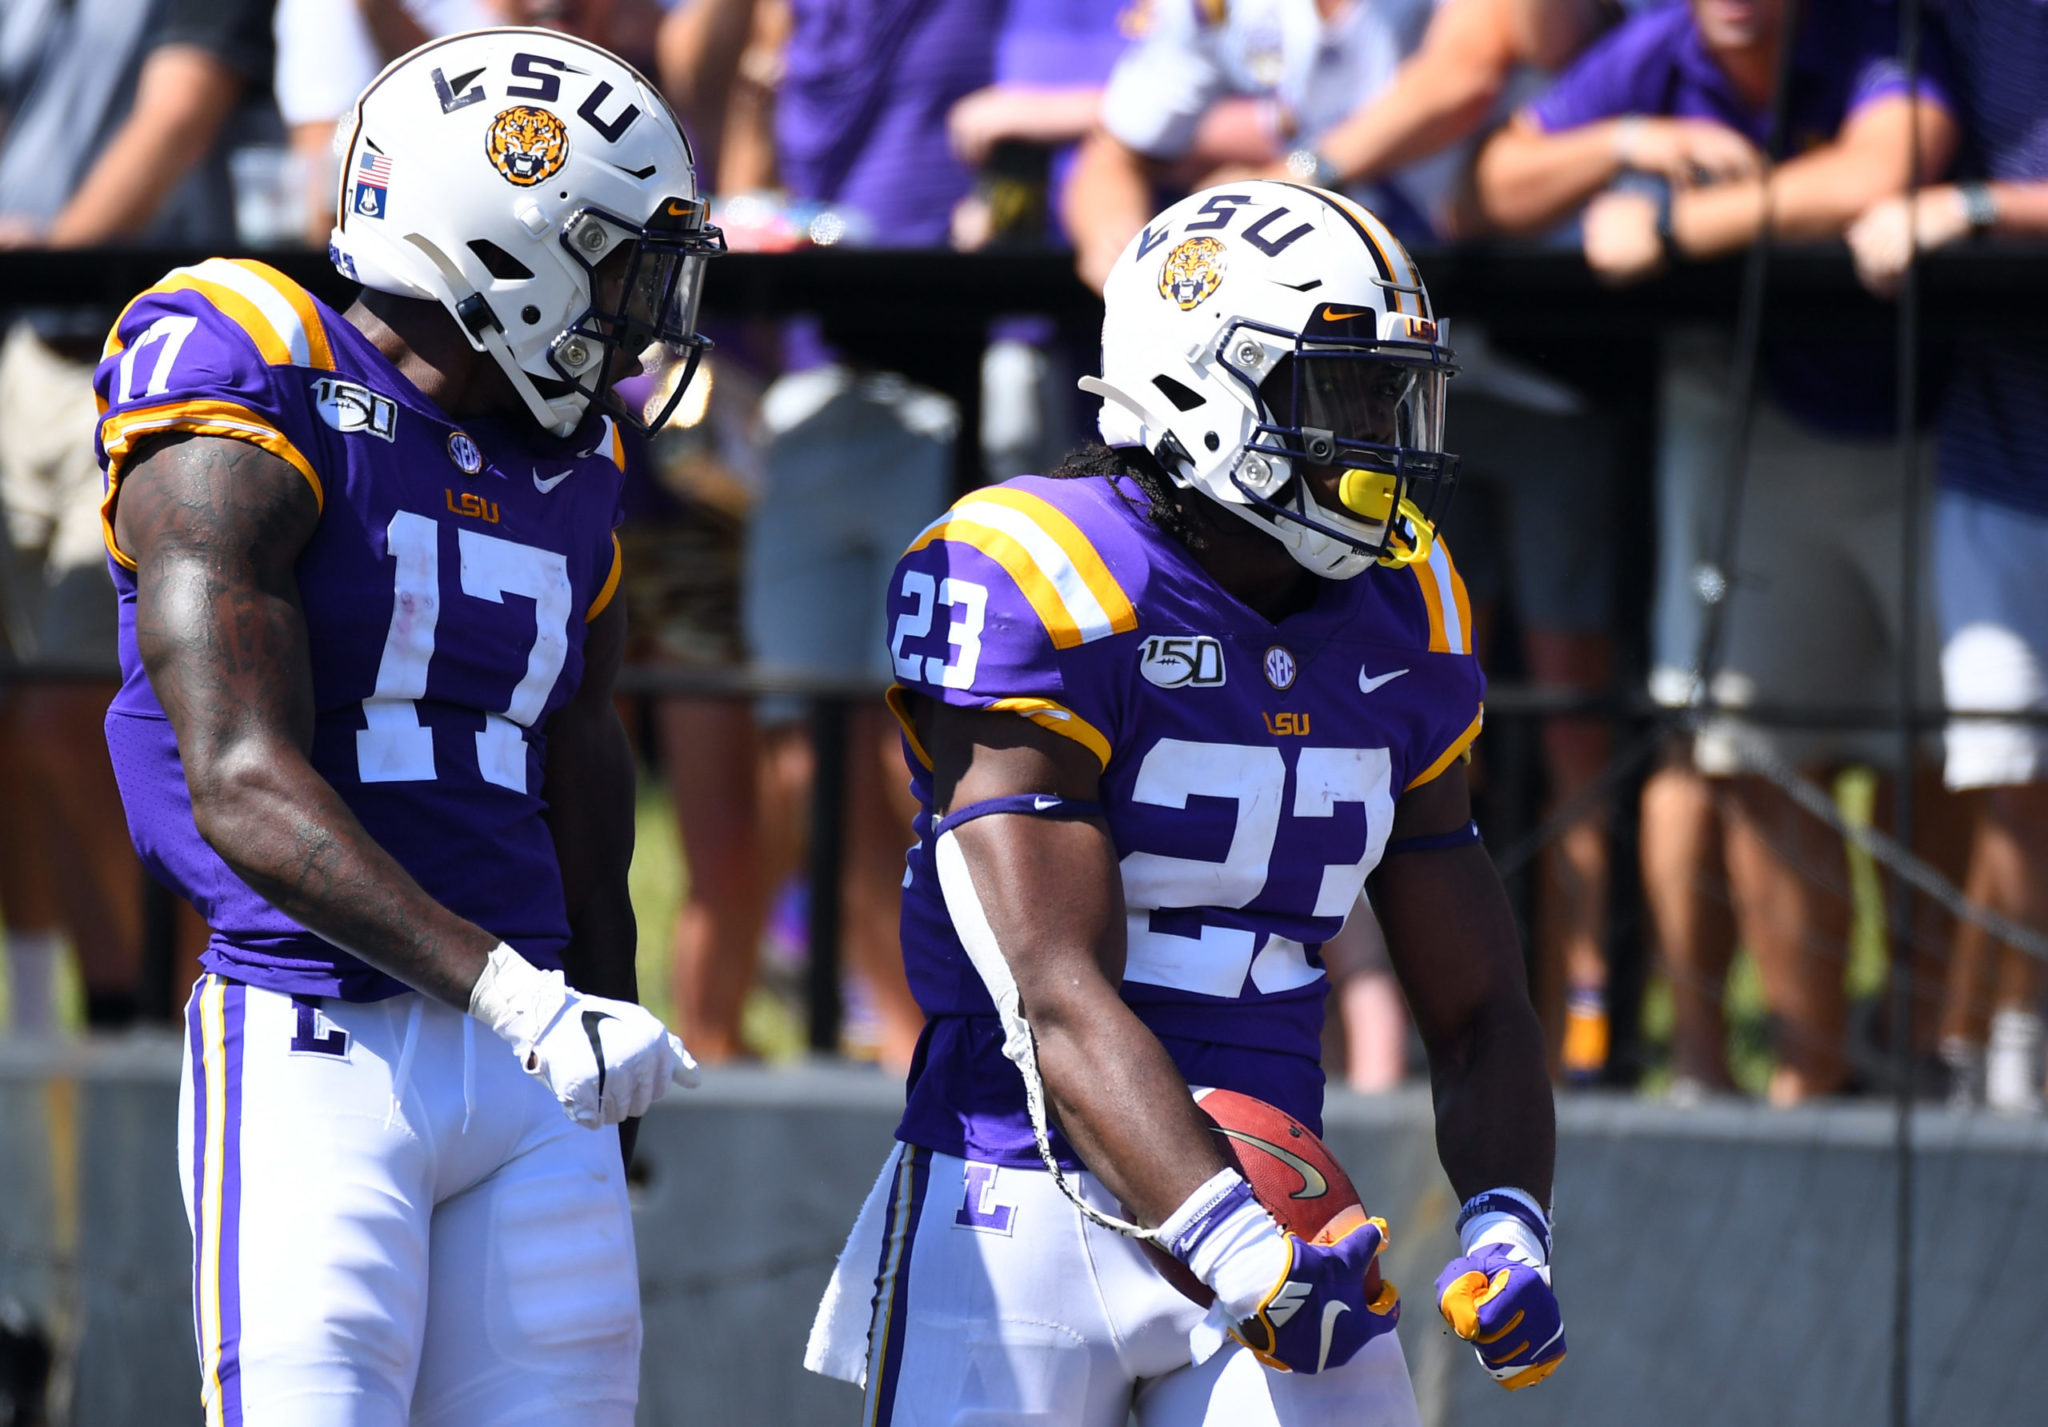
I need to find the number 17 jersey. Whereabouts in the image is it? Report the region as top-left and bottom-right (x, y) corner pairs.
(887, 471), (1483, 1165)
(95, 260), (627, 1001)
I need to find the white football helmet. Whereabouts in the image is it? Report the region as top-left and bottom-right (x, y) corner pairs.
(1085, 181), (1458, 580)
(331, 28), (723, 436)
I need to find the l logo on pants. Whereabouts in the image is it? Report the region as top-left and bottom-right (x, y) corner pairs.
(954, 1163), (1016, 1236)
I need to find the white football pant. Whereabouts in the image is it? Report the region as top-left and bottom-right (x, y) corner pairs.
(178, 975), (640, 1426)
(808, 1145), (1421, 1426)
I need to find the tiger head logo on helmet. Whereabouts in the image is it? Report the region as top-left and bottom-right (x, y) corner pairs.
(1159, 236), (1226, 311)
(486, 105), (570, 187)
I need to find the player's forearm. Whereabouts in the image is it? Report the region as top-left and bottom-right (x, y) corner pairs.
(1029, 990), (1231, 1224)
(187, 739), (499, 1006)
(47, 46), (242, 247)
(1424, 989), (1556, 1205)
(543, 711), (640, 1004)
(1473, 120), (1625, 233)
(1379, 838), (1555, 1204)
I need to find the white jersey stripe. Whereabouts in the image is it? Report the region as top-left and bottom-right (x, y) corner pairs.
(948, 497), (1120, 643)
(186, 259), (313, 367)
(1426, 539), (1464, 654)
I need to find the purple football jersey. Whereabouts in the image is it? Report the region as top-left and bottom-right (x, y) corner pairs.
(886, 474), (1483, 1166)
(95, 259), (627, 1001)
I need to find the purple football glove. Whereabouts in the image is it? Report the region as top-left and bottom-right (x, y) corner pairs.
(1435, 1214), (1565, 1392)
(1231, 1217), (1402, 1374)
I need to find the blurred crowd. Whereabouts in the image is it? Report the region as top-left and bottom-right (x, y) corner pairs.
(0, 0), (2043, 1116)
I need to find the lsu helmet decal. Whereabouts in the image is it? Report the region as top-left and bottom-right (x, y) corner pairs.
(486, 105), (570, 187)
(1159, 236), (1226, 311)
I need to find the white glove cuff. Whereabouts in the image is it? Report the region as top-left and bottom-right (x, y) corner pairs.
(467, 942), (567, 1055)
(1456, 1185), (1552, 1267)
(1187, 1196), (1290, 1323)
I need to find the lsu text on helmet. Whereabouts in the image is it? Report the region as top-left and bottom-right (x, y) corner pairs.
(1084, 180), (1458, 580)
(331, 28), (725, 436)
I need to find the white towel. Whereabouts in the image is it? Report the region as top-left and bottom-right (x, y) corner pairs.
(804, 1142), (905, 1386)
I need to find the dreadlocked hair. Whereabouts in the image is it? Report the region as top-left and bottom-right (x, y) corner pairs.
(1048, 442), (1209, 551)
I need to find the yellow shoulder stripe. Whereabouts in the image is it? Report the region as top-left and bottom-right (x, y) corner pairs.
(884, 687), (1113, 771)
(1408, 533), (1471, 655)
(987, 696), (1113, 767)
(905, 489), (1137, 650)
(1406, 707), (1484, 792)
(586, 534), (623, 622)
(104, 258), (335, 371)
(886, 685), (932, 769)
(98, 399), (324, 570)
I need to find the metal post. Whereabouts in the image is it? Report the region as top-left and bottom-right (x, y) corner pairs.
(806, 697), (849, 1054)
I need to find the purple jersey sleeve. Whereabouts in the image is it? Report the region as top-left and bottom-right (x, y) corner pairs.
(94, 259), (330, 568)
(884, 484), (1143, 772)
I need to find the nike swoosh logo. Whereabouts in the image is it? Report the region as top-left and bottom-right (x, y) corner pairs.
(1214, 1128), (1329, 1199)
(533, 468), (573, 493)
(1358, 667), (1410, 694)
(1318, 1299), (1350, 1373)
(581, 1010), (613, 1106)
(1034, 796), (1062, 811)
(1320, 306), (1372, 323)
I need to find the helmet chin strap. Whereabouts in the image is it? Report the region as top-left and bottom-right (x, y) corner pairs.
(403, 233), (587, 437)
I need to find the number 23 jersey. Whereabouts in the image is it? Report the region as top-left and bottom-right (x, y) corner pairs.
(888, 472), (1483, 1165)
(94, 260), (627, 1001)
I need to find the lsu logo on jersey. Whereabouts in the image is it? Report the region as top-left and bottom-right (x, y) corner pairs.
(1138, 634), (1226, 689)
(1160, 236), (1226, 311)
(312, 377), (397, 441)
(486, 105), (570, 187)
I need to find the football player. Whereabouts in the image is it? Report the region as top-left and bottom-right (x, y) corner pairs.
(807, 181), (1563, 1424)
(93, 29), (719, 1425)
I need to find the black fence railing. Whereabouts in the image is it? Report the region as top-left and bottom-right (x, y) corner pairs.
(8, 243), (2047, 1058)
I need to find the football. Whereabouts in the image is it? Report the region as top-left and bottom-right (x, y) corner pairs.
(1141, 1088), (1381, 1306)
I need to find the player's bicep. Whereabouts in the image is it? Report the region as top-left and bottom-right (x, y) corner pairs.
(920, 696), (1128, 990)
(117, 431), (320, 769)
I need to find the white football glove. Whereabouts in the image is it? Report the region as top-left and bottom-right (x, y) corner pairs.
(469, 943), (700, 1128)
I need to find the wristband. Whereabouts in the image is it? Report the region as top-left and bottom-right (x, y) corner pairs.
(1157, 1168), (1290, 1321)
(1456, 1187), (1552, 1266)
(1285, 147), (1339, 188)
(1959, 181), (1999, 233)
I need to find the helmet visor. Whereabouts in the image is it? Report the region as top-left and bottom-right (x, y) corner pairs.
(555, 197), (724, 432)
(1258, 352), (1445, 464)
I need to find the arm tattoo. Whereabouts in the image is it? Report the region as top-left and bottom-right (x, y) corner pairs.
(118, 433), (498, 1008)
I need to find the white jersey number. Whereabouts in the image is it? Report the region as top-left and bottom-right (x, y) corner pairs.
(890, 570), (988, 690)
(356, 513), (573, 792)
(1118, 738), (1393, 998)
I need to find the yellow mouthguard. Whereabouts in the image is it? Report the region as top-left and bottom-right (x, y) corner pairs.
(1338, 467), (1397, 522)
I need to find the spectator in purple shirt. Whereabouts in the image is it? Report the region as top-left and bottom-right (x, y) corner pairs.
(1849, 0), (2048, 1114)
(1476, 0), (1962, 1105)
